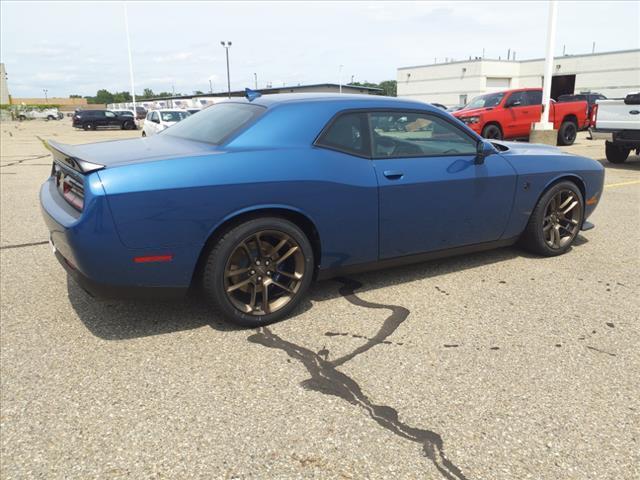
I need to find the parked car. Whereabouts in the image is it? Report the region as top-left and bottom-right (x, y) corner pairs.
(72, 110), (137, 131)
(40, 94), (604, 326)
(142, 109), (190, 137)
(558, 92), (607, 124)
(18, 108), (63, 121)
(135, 106), (147, 120)
(186, 108), (202, 115)
(453, 88), (589, 145)
(591, 92), (640, 163)
(447, 105), (465, 112)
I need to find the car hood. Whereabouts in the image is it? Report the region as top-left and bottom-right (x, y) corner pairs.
(453, 107), (492, 117)
(47, 135), (218, 171)
(491, 140), (567, 156)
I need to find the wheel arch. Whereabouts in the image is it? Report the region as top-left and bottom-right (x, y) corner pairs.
(191, 206), (322, 286)
(482, 121), (503, 136)
(561, 114), (578, 126)
(540, 174), (586, 205)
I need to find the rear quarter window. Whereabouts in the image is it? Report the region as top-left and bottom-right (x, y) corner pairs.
(163, 103), (265, 144)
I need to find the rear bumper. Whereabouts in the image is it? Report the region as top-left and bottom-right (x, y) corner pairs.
(54, 249), (186, 299)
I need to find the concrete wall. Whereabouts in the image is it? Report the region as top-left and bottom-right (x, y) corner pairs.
(398, 49), (640, 106)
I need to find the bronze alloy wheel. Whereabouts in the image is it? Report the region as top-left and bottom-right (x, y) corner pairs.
(542, 189), (582, 249)
(223, 230), (306, 315)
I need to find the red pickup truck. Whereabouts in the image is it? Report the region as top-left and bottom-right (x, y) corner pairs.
(453, 88), (589, 145)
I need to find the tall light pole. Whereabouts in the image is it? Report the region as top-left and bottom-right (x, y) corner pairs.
(43, 89), (48, 103)
(209, 79), (213, 93)
(254, 72), (258, 89)
(123, 3), (137, 116)
(338, 64), (344, 94)
(220, 41), (232, 98)
(539, 0), (558, 128)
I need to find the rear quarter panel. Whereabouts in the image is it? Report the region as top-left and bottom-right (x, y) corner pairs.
(552, 101), (589, 129)
(97, 145), (379, 272)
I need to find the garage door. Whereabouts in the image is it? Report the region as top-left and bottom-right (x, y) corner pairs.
(486, 77), (511, 90)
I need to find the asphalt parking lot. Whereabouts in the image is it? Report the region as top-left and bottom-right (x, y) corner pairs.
(1, 119), (639, 479)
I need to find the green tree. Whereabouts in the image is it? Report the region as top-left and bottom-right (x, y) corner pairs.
(69, 94), (82, 98)
(94, 89), (114, 104)
(378, 80), (397, 97)
(141, 88), (155, 99)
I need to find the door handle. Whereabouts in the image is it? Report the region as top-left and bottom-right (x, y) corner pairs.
(383, 170), (404, 180)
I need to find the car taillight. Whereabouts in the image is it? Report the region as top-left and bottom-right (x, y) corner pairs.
(53, 164), (84, 211)
(591, 104), (598, 126)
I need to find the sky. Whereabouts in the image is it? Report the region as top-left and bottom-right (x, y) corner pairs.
(1, 1), (639, 98)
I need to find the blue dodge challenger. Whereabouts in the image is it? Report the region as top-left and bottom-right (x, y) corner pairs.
(40, 93), (604, 326)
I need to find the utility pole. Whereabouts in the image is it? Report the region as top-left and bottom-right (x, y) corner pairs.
(220, 41), (232, 98)
(43, 89), (48, 104)
(530, 0), (558, 145)
(254, 72), (257, 89)
(209, 79), (213, 93)
(124, 2), (137, 117)
(338, 64), (344, 94)
(539, 0), (558, 128)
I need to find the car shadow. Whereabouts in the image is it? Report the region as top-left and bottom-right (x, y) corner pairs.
(67, 239), (589, 341)
(597, 155), (640, 171)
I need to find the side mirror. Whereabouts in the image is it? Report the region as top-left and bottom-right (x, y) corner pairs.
(152, 118), (160, 124)
(475, 140), (494, 165)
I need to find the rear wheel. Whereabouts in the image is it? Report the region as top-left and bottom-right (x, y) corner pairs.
(520, 181), (584, 256)
(557, 120), (577, 146)
(141, 131), (146, 137)
(203, 217), (314, 327)
(122, 120), (134, 130)
(482, 124), (503, 140)
(605, 141), (630, 164)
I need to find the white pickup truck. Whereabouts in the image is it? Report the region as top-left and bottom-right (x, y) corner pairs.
(17, 108), (63, 121)
(592, 92), (640, 163)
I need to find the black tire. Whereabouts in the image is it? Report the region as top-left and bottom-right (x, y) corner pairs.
(18, 115), (26, 121)
(202, 217), (314, 327)
(482, 123), (503, 140)
(83, 122), (95, 131)
(605, 141), (630, 164)
(520, 181), (584, 257)
(141, 131), (146, 137)
(557, 120), (577, 146)
(122, 120), (134, 130)
(47, 115), (55, 121)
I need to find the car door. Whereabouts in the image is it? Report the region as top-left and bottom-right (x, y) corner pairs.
(525, 90), (543, 127)
(104, 111), (119, 127)
(370, 110), (517, 259)
(503, 91), (533, 137)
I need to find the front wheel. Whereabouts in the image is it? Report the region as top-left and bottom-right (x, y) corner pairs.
(203, 217), (314, 327)
(520, 181), (584, 256)
(557, 120), (577, 146)
(605, 141), (630, 164)
(481, 124), (503, 140)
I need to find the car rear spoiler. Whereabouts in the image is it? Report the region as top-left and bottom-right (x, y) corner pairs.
(44, 139), (105, 174)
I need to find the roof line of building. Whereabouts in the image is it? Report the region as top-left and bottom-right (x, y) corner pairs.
(397, 48), (640, 71)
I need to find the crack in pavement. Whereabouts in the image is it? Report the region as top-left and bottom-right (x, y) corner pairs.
(248, 277), (469, 480)
(0, 240), (49, 250)
(0, 154), (50, 168)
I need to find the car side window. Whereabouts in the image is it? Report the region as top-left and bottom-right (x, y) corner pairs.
(105, 111), (116, 118)
(150, 112), (159, 122)
(146, 112), (153, 120)
(370, 112), (477, 158)
(526, 90), (543, 105)
(506, 91), (527, 107)
(316, 112), (369, 157)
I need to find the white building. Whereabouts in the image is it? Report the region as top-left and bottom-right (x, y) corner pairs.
(1, 63), (9, 105)
(397, 49), (640, 107)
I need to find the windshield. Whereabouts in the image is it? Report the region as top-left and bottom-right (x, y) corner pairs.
(163, 103), (265, 144)
(160, 111), (190, 123)
(463, 92), (505, 110)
